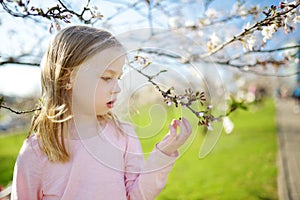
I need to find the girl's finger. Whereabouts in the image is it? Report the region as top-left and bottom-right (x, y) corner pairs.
(176, 118), (192, 144)
(169, 124), (177, 138)
(176, 130), (189, 146)
(181, 117), (192, 134)
(177, 118), (188, 136)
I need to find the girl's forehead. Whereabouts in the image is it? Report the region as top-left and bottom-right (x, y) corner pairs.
(94, 47), (124, 60)
(104, 53), (125, 72)
(81, 47), (125, 71)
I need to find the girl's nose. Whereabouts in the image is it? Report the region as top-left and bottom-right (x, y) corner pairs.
(112, 81), (121, 94)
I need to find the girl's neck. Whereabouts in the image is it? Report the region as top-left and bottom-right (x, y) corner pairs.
(68, 115), (107, 139)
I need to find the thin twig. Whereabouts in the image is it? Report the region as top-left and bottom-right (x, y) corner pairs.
(239, 69), (300, 77)
(0, 105), (40, 114)
(138, 46), (300, 77)
(127, 60), (216, 126)
(231, 44), (300, 60)
(0, 60), (39, 66)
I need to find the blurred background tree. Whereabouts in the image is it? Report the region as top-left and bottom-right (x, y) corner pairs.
(0, 0), (299, 115)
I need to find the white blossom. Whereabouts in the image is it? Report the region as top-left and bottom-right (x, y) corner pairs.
(183, 96), (189, 102)
(210, 32), (220, 45)
(136, 55), (152, 68)
(239, 9), (248, 18)
(169, 17), (181, 29)
(223, 117), (234, 134)
(167, 101), (172, 106)
(198, 112), (204, 117)
(261, 24), (277, 43)
(205, 8), (219, 18)
(243, 66), (249, 71)
(198, 18), (211, 26)
(284, 12), (295, 33)
(231, 3), (247, 18)
(230, 3), (240, 15)
(246, 92), (256, 103)
(293, 15), (300, 23)
(207, 32), (221, 51)
(184, 20), (196, 28)
(243, 34), (256, 51)
(242, 22), (256, 51)
(95, 12), (103, 19)
(207, 123), (213, 131)
(197, 31), (204, 37)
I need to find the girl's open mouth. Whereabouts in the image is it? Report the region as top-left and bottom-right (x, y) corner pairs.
(106, 100), (116, 108)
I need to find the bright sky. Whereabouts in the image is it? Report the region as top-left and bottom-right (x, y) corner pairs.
(0, 65), (41, 97)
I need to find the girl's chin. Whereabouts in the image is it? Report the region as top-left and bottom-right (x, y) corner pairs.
(96, 110), (109, 116)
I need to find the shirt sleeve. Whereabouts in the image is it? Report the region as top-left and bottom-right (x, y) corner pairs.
(11, 136), (44, 200)
(123, 125), (178, 200)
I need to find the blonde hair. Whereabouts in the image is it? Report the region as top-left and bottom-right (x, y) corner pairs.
(29, 26), (123, 162)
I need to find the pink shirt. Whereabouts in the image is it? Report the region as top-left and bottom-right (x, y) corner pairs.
(11, 123), (177, 200)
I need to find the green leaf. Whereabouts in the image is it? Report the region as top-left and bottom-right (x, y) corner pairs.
(226, 95), (248, 115)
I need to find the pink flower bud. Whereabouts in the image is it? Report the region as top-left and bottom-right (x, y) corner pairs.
(279, 2), (285, 9)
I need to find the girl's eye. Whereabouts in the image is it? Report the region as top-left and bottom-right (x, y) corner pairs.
(101, 77), (112, 81)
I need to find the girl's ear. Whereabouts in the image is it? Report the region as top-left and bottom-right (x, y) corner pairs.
(66, 82), (72, 90)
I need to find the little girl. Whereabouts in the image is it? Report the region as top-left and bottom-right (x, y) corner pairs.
(11, 25), (192, 200)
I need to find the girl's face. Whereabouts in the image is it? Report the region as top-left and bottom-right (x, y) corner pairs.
(95, 53), (124, 115)
(71, 47), (125, 117)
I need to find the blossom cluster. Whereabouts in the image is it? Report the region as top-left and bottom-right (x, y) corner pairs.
(129, 56), (224, 130)
(1, 0), (103, 32)
(245, 1), (300, 50)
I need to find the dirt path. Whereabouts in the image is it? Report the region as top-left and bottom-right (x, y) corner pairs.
(277, 98), (300, 200)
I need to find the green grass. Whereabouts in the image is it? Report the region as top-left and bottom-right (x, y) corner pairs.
(0, 132), (27, 186)
(131, 100), (278, 200)
(0, 100), (278, 199)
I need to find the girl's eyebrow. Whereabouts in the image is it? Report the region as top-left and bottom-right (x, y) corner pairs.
(103, 69), (123, 76)
(104, 69), (116, 75)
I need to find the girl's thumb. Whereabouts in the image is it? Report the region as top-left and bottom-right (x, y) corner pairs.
(171, 119), (178, 128)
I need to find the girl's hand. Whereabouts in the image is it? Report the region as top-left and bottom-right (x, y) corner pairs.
(157, 117), (192, 156)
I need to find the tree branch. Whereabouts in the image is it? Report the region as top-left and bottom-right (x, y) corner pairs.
(239, 69), (300, 77)
(127, 57), (222, 127)
(0, 104), (40, 114)
(0, 60), (39, 67)
(138, 45), (300, 77)
(199, 1), (300, 58)
(0, 0), (102, 24)
(249, 44), (300, 54)
(231, 44), (300, 60)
